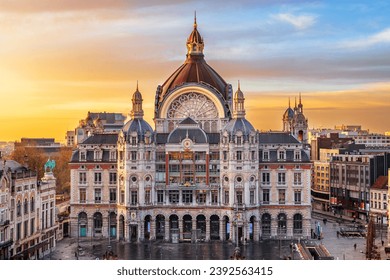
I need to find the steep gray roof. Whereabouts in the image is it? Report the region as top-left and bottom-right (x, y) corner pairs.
(0, 160), (24, 172)
(259, 132), (299, 144)
(224, 118), (255, 136)
(123, 118), (154, 143)
(167, 128), (208, 144)
(82, 134), (118, 145)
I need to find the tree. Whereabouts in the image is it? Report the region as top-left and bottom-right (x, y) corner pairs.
(52, 147), (73, 195)
(10, 144), (46, 179)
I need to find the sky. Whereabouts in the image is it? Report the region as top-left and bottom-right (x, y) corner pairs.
(1, 0), (390, 142)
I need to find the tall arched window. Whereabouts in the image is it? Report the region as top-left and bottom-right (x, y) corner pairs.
(293, 213), (303, 235)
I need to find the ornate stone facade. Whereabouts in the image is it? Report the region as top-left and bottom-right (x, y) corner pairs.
(70, 18), (312, 244)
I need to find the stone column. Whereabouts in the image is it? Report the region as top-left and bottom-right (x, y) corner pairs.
(205, 219), (210, 241)
(150, 218), (156, 240)
(192, 218), (197, 239)
(254, 220), (260, 241)
(164, 219), (170, 242)
(219, 219), (225, 241)
(139, 219), (144, 242)
(179, 219), (183, 240)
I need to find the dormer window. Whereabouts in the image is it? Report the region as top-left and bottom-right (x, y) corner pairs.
(80, 151), (86, 162)
(294, 150), (301, 161)
(131, 137), (137, 146)
(237, 136), (242, 145)
(278, 150), (286, 161)
(94, 150), (102, 161)
(263, 150), (269, 161)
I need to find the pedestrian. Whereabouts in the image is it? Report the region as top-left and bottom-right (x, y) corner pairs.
(354, 244), (357, 250)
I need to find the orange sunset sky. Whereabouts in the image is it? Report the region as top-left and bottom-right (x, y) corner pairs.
(1, 1), (390, 143)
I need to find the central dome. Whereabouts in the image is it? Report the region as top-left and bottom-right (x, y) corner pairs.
(158, 17), (229, 102)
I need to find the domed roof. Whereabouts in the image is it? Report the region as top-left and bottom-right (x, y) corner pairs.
(224, 118), (255, 136)
(167, 117), (208, 144)
(160, 56), (228, 99)
(123, 118), (153, 142)
(283, 107), (294, 120)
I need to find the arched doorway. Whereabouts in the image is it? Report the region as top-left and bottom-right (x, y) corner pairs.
(93, 212), (103, 237)
(156, 214), (165, 240)
(261, 213), (271, 238)
(277, 213), (287, 236)
(210, 215), (220, 240)
(196, 215), (206, 240)
(293, 213), (303, 236)
(183, 214), (192, 240)
(78, 212), (88, 237)
(119, 215), (125, 240)
(249, 216), (256, 240)
(144, 215), (151, 240)
(170, 214), (179, 241)
(108, 211), (117, 238)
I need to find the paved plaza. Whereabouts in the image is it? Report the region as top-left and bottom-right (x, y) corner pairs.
(45, 213), (388, 260)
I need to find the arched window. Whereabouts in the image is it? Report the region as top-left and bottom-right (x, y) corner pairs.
(24, 198), (28, 215)
(277, 213), (287, 235)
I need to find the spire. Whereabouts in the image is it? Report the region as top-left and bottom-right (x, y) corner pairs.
(130, 82), (144, 119)
(288, 97), (291, 108)
(233, 81), (245, 118)
(194, 11), (197, 28)
(299, 92), (302, 105)
(294, 97), (297, 110)
(298, 92), (303, 112)
(186, 13), (204, 57)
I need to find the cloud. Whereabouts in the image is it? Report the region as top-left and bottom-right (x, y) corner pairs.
(273, 12), (317, 30)
(340, 27), (390, 49)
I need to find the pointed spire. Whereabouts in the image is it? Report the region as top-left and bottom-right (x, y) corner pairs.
(238, 80), (240, 90)
(288, 97), (291, 108)
(136, 80), (139, 92)
(294, 97), (297, 109)
(299, 92), (302, 105)
(233, 80), (245, 118)
(194, 11), (197, 28)
(130, 82), (144, 119)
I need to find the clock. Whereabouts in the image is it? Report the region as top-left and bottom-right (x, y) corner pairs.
(183, 139), (192, 149)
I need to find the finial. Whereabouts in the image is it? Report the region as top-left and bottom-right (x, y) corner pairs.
(295, 97), (297, 108)
(299, 92), (302, 105)
(238, 80), (240, 90)
(136, 80), (139, 91)
(194, 11), (197, 28)
(288, 97), (291, 108)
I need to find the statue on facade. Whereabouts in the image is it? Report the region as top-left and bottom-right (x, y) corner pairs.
(44, 158), (56, 173)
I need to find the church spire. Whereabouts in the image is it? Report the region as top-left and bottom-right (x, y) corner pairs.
(130, 82), (144, 119)
(288, 97), (291, 108)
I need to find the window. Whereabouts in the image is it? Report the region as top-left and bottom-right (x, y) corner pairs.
(109, 172), (117, 185)
(278, 150), (286, 161)
(131, 191), (138, 205)
(16, 200), (21, 217)
(16, 222), (21, 241)
(24, 220), (28, 238)
(182, 190), (193, 204)
(211, 191), (218, 204)
(145, 190), (151, 204)
(237, 136), (242, 145)
(384, 194), (387, 201)
(278, 173), (286, 185)
(30, 218), (35, 235)
(262, 189), (270, 204)
(236, 151), (242, 161)
(94, 172), (102, 184)
(262, 172), (270, 184)
(145, 151), (151, 161)
(24, 198), (28, 215)
(110, 150), (116, 161)
(251, 151), (256, 161)
(131, 151), (137, 161)
(294, 150), (301, 161)
(224, 190), (229, 204)
(109, 188), (116, 203)
(196, 191), (206, 204)
(294, 173), (302, 185)
(94, 150), (102, 161)
(294, 190), (302, 204)
(250, 190), (255, 205)
(169, 190), (179, 204)
(79, 189), (86, 203)
(79, 172), (87, 184)
(94, 189), (102, 203)
(236, 190), (243, 205)
(223, 151), (228, 161)
(157, 190), (164, 204)
(80, 151), (86, 161)
(278, 189), (286, 204)
(131, 137), (137, 146)
(263, 151), (269, 161)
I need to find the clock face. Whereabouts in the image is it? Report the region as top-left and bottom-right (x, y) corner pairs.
(167, 92), (218, 119)
(182, 139), (192, 149)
